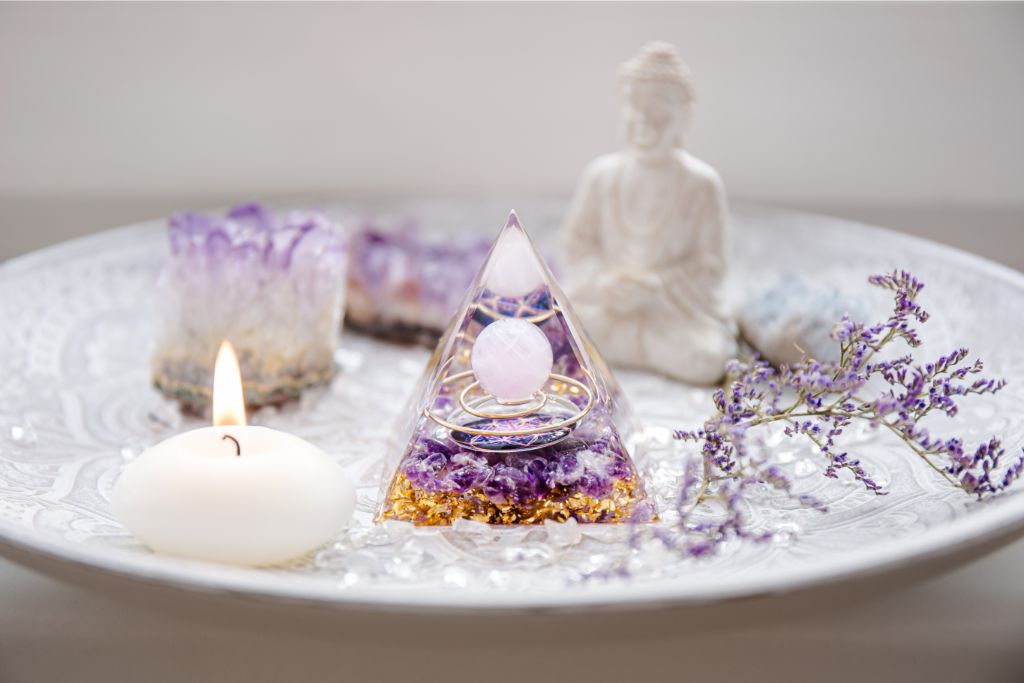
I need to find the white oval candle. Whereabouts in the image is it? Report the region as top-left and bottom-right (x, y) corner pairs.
(112, 341), (355, 566)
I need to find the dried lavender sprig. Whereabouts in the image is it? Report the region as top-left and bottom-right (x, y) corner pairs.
(643, 270), (1022, 563)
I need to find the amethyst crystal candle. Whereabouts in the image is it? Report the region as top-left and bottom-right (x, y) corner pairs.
(377, 212), (655, 525)
(152, 203), (347, 410)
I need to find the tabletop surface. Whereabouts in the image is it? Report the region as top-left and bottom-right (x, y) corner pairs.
(2, 540), (1023, 683)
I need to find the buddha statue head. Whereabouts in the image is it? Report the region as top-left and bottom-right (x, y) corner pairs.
(618, 41), (696, 157)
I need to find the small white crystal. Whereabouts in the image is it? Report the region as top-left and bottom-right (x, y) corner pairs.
(499, 544), (553, 568)
(385, 557), (415, 580)
(119, 437), (152, 463)
(772, 522), (800, 547)
(381, 519), (414, 543)
(363, 525), (394, 546)
(543, 518), (582, 547)
(776, 449), (797, 464)
(487, 569), (511, 589)
(794, 459), (817, 477)
(341, 550), (383, 577)
(442, 566), (470, 588)
(452, 517), (494, 537)
(333, 527), (371, 551)
(9, 422), (36, 447)
(582, 524), (631, 544)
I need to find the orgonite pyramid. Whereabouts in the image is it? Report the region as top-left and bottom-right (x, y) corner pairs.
(376, 212), (655, 526)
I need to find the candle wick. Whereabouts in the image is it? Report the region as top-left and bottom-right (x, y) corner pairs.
(222, 434), (241, 457)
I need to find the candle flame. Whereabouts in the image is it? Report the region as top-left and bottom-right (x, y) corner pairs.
(213, 340), (246, 427)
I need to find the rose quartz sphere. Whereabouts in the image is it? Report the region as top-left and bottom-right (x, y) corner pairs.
(471, 319), (553, 402)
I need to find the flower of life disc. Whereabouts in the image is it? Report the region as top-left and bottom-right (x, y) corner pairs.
(473, 287), (553, 325)
(450, 414), (573, 452)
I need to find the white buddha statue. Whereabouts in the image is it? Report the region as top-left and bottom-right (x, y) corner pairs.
(563, 41), (736, 385)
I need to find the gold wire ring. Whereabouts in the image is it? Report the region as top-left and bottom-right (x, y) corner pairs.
(423, 372), (594, 437)
(458, 382), (548, 419)
(439, 368), (478, 386)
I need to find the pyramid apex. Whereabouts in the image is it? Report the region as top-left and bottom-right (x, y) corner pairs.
(487, 212), (543, 298)
(504, 210), (523, 231)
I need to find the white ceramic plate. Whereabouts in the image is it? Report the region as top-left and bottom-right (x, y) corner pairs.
(1, 201), (1022, 614)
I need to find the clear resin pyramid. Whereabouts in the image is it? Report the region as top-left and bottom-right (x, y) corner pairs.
(376, 212), (656, 526)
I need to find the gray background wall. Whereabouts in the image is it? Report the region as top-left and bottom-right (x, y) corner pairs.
(1, 2), (1022, 263)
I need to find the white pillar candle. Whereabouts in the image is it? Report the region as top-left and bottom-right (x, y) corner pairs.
(112, 342), (354, 566)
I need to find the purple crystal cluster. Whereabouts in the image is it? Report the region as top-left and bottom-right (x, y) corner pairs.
(153, 203), (346, 409)
(347, 220), (491, 343)
(167, 202), (345, 280)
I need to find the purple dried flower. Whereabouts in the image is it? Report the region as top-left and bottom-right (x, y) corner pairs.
(645, 269), (1022, 565)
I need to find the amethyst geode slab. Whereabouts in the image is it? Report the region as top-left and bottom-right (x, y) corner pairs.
(152, 203), (346, 410)
(346, 220), (491, 345)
